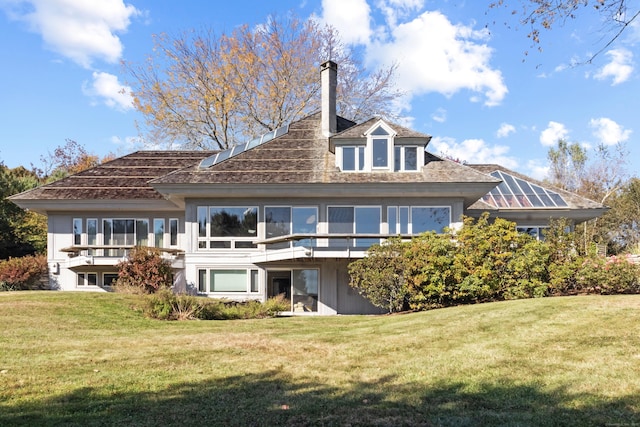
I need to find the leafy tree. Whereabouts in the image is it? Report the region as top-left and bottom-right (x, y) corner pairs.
(489, 0), (639, 61)
(37, 139), (115, 183)
(126, 14), (401, 150)
(0, 164), (45, 259)
(547, 139), (588, 194)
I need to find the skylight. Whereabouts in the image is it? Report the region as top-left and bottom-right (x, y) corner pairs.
(481, 170), (568, 208)
(198, 124), (289, 169)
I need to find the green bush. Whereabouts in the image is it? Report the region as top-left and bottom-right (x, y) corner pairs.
(348, 237), (409, 313)
(0, 254), (48, 291)
(114, 247), (173, 294)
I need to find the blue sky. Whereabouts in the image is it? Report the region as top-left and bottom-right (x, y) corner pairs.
(0, 0), (637, 180)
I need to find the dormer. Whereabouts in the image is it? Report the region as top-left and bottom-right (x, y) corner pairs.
(332, 118), (429, 173)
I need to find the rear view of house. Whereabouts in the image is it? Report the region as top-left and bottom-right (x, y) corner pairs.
(10, 61), (606, 314)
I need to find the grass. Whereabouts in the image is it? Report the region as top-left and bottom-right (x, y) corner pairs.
(1, 292), (640, 426)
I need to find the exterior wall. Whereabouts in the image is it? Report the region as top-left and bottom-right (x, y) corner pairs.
(182, 197), (464, 314)
(47, 210), (185, 291)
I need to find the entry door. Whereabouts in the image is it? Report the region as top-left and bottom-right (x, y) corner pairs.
(267, 269), (318, 313)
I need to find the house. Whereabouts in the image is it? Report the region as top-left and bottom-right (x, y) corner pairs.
(9, 61), (606, 314)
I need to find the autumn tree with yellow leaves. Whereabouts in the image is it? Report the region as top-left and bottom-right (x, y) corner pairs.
(125, 15), (401, 150)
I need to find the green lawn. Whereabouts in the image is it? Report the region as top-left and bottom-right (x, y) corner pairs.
(1, 292), (639, 426)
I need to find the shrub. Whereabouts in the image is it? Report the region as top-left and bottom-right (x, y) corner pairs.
(348, 237), (409, 313)
(404, 232), (457, 310)
(576, 255), (640, 294)
(114, 247), (173, 294)
(144, 291), (288, 320)
(0, 254), (48, 291)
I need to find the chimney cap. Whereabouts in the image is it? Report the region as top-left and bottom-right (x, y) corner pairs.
(320, 60), (338, 70)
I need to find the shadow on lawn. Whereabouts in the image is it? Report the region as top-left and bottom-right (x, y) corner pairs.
(1, 371), (638, 426)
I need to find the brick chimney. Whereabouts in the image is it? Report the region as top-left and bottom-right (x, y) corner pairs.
(321, 60), (337, 137)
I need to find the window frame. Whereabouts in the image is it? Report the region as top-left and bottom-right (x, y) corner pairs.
(197, 268), (260, 293)
(77, 272), (98, 287)
(197, 206), (259, 250)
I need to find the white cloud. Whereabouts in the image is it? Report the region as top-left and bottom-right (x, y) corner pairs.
(1, 0), (139, 68)
(321, 0), (372, 45)
(83, 72), (134, 111)
(589, 117), (632, 146)
(110, 135), (143, 150)
(496, 123), (515, 138)
(524, 160), (549, 181)
(593, 48), (634, 85)
(540, 121), (569, 147)
(430, 136), (518, 168)
(375, 0), (424, 27)
(431, 108), (446, 123)
(366, 11), (507, 108)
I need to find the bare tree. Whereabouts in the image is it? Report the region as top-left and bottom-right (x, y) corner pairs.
(489, 0), (639, 61)
(125, 14), (402, 150)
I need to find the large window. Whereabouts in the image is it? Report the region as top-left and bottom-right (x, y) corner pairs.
(265, 206), (318, 249)
(328, 206), (381, 247)
(154, 219), (164, 248)
(103, 218), (150, 256)
(197, 206), (258, 249)
(388, 206), (450, 234)
(197, 268), (259, 293)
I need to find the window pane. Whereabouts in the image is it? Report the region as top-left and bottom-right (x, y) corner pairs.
(388, 207), (397, 234)
(250, 270), (259, 293)
(265, 207), (291, 240)
(404, 147), (417, 171)
(210, 270), (247, 292)
(372, 138), (388, 167)
(412, 207), (450, 234)
(103, 274), (118, 287)
(197, 206), (207, 237)
(87, 273), (97, 287)
(87, 219), (97, 245)
(371, 126), (389, 136)
(292, 269), (318, 312)
(394, 146), (401, 171)
(210, 207), (257, 237)
(355, 207), (380, 247)
(170, 219), (178, 246)
(358, 147), (365, 171)
(399, 207), (409, 234)
(328, 207), (354, 247)
(342, 147), (355, 171)
(136, 219), (149, 246)
(154, 219), (164, 248)
(73, 219), (82, 245)
(293, 207), (317, 247)
(198, 269), (207, 293)
(77, 273), (85, 287)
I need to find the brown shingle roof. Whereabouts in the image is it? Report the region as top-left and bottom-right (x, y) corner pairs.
(331, 117), (432, 140)
(152, 113), (493, 186)
(10, 151), (213, 201)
